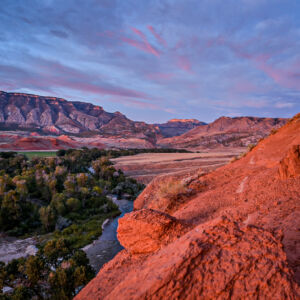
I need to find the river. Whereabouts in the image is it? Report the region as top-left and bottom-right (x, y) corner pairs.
(82, 196), (133, 272)
(0, 196), (132, 273)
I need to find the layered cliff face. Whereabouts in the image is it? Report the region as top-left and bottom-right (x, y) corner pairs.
(0, 91), (160, 141)
(155, 119), (206, 137)
(158, 116), (287, 149)
(76, 113), (300, 299)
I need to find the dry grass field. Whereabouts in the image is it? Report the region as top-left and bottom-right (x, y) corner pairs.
(111, 149), (244, 184)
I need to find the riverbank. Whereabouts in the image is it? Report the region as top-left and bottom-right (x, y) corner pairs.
(0, 235), (38, 264)
(0, 196), (127, 270)
(83, 196), (133, 272)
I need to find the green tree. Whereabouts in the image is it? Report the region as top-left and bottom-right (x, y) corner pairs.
(0, 261), (6, 291)
(25, 256), (44, 286)
(66, 197), (81, 212)
(0, 190), (21, 229)
(57, 149), (66, 157)
(51, 193), (66, 215)
(64, 175), (76, 196)
(15, 179), (28, 200)
(11, 286), (32, 300)
(49, 178), (58, 194)
(48, 268), (69, 300)
(43, 239), (70, 267)
(79, 187), (89, 208)
(39, 206), (56, 232)
(76, 173), (89, 187)
(92, 186), (102, 196)
(0, 175), (12, 196)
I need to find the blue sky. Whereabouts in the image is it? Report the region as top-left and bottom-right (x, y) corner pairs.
(0, 0), (299, 123)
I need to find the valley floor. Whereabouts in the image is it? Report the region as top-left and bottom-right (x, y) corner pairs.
(112, 149), (244, 184)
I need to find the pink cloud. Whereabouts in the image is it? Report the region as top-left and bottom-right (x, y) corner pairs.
(23, 75), (148, 99)
(100, 30), (160, 57)
(226, 40), (300, 90)
(146, 72), (174, 81)
(230, 78), (260, 94)
(147, 25), (167, 47)
(254, 56), (300, 90)
(173, 40), (184, 51)
(107, 97), (159, 110)
(130, 27), (160, 57)
(121, 36), (153, 54)
(15, 58), (150, 99)
(177, 55), (192, 72)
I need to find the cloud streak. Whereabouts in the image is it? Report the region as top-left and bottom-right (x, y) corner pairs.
(147, 25), (167, 47)
(0, 0), (299, 123)
(130, 27), (160, 57)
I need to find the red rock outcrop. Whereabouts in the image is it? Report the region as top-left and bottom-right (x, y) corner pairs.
(77, 216), (300, 300)
(76, 114), (300, 299)
(134, 169), (206, 213)
(117, 209), (188, 254)
(279, 145), (300, 179)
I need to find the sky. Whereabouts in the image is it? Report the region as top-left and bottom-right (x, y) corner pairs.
(0, 0), (299, 123)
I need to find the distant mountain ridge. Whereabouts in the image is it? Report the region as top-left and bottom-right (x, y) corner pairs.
(0, 91), (289, 150)
(0, 91), (161, 141)
(158, 116), (288, 149)
(155, 119), (206, 138)
(0, 91), (205, 141)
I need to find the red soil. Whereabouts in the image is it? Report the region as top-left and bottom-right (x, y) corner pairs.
(29, 132), (40, 136)
(0, 136), (76, 150)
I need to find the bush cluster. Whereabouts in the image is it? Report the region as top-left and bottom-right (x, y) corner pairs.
(0, 148), (147, 299)
(0, 149), (144, 236)
(0, 238), (95, 299)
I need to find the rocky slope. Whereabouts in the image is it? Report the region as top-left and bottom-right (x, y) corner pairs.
(76, 113), (300, 299)
(0, 91), (161, 141)
(155, 119), (206, 137)
(158, 116), (287, 149)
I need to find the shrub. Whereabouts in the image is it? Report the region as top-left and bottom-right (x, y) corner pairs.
(39, 206), (56, 232)
(158, 179), (189, 200)
(270, 128), (278, 135)
(230, 156), (239, 163)
(66, 198), (81, 212)
(57, 149), (66, 157)
(247, 143), (256, 152)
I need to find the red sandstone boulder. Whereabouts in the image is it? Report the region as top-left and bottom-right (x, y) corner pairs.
(134, 169), (206, 213)
(117, 209), (187, 254)
(279, 145), (300, 179)
(76, 217), (300, 299)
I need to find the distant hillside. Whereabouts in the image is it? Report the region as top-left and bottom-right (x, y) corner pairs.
(0, 91), (288, 150)
(158, 116), (288, 149)
(0, 91), (161, 143)
(155, 119), (206, 137)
